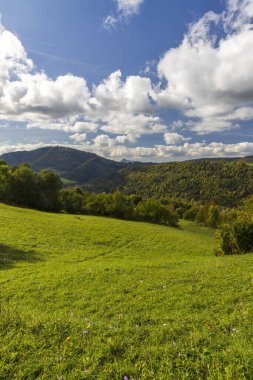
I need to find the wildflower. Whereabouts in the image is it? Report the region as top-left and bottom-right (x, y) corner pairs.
(82, 330), (89, 335)
(178, 352), (182, 358)
(124, 376), (129, 380)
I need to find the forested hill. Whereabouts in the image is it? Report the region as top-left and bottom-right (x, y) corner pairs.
(0, 146), (128, 184)
(112, 160), (253, 207)
(1, 146), (253, 206)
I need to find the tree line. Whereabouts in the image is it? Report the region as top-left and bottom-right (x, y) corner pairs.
(0, 161), (178, 227)
(60, 188), (179, 227)
(0, 161), (252, 252)
(0, 161), (61, 211)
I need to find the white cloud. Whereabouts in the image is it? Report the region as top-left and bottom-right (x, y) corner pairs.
(69, 133), (87, 143)
(0, 30), (90, 122)
(92, 70), (153, 114)
(1, 141), (253, 162)
(27, 121), (99, 133)
(164, 132), (191, 145)
(116, 0), (144, 17)
(86, 70), (168, 136)
(0, 27), (164, 139)
(103, 15), (118, 31)
(115, 134), (139, 144)
(157, 0), (253, 134)
(1, 0), (253, 161)
(93, 134), (116, 147)
(169, 120), (195, 131)
(225, 0), (253, 31)
(17, 68), (166, 138)
(103, 0), (144, 30)
(93, 133), (139, 147)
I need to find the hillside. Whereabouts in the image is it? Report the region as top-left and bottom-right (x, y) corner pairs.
(1, 204), (253, 379)
(1, 147), (253, 206)
(0, 146), (128, 184)
(114, 160), (253, 207)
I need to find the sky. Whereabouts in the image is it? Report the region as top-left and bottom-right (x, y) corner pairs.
(0, 0), (253, 161)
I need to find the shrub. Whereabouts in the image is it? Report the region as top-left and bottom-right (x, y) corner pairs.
(135, 200), (178, 227)
(233, 219), (253, 253)
(183, 206), (199, 221)
(207, 205), (221, 228)
(216, 224), (240, 255)
(217, 220), (253, 255)
(195, 205), (209, 224)
(59, 188), (83, 213)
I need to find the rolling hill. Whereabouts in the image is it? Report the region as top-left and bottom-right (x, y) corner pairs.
(1, 203), (253, 379)
(114, 159), (253, 206)
(1, 146), (253, 206)
(0, 146), (129, 184)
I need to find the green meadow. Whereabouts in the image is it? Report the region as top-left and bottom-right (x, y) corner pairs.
(1, 203), (253, 379)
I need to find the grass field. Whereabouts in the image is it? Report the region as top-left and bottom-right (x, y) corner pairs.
(1, 204), (253, 379)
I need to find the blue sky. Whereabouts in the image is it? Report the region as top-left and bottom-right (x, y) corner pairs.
(0, 0), (253, 161)
(0, 0), (224, 81)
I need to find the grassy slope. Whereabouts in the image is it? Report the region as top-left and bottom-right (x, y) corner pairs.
(0, 205), (253, 379)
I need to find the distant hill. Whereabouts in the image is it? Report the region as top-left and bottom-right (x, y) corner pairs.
(0, 146), (129, 185)
(1, 146), (253, 206)
(113, 159), (253, 207)
(194, 156), (253, 164)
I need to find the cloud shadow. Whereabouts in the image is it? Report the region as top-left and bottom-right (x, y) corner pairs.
(0, 244), (42, 270)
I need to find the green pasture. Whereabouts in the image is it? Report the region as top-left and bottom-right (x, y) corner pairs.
(0, 204), (253, 379)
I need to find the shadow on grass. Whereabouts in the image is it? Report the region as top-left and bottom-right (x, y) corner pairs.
(0, 244), (42, 270)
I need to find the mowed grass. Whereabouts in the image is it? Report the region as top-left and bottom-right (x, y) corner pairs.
(0, 205), (253, 379)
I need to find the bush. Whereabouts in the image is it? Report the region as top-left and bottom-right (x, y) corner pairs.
(183, 206), (199, 221)
(207, 205), (221, 228)
(59, 188), (83, 213)
(233, 219), (253, 253)
(216, 224), (240, 255)
(135, 200), (178, 227)
(195, 205), (209, 224)
(217, 220), (253, 255)
(220, 208), (238, 224)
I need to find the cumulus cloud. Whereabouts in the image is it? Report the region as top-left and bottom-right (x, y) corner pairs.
(0, 27), (90, 123)
(69, 133), (87, 143)
(164, 132), (191, 145)
(1, 141), (253, 162)
(1, 0), (253, 161)
(157, 0), (253, 134)
(27, 121), (99, 133)
(0, 26), (165, 139)
(93, 133), (139, 147)
(103, 0), (144, 30)
(115, 134), (139, 144)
